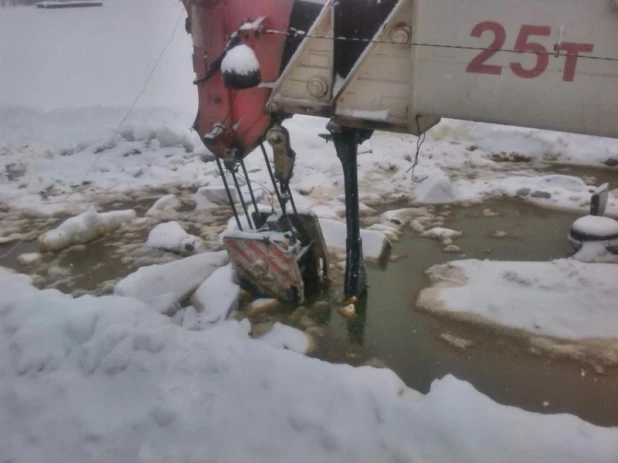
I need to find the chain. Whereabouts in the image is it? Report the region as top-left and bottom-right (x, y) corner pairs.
(265, 29), (618, 63)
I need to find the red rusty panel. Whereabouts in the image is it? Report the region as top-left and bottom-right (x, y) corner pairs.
(183, 0), (294, 157)
(223, 235), (304, 302)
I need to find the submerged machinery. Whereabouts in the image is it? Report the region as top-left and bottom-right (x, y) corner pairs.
(182, 0), (618, 302)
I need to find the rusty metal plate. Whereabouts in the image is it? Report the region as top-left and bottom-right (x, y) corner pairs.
(223, 235), (304, 303)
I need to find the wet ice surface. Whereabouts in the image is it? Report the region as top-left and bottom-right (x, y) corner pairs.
(4, 190), (618, 426)
(0, 187), (232, 296)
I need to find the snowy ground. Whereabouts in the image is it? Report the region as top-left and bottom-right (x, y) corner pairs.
(3, 0), (618, 460)
(3, 271), (618, 463)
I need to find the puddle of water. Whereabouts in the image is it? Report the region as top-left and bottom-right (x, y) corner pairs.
(0, 189), (232, 294)
(3, 189), (618, 426)
(292, 201), (618, 427)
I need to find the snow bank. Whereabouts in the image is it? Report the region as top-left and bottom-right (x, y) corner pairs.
(192, 264), (240, 324)
(2, 272), (618, 463)
(418, 259), (618, 340)
(257, 322), (315, 355)
(38, 206), (136, 251)
(319, 218), (391, 261)
(114, 251), (228, 314)
(146, 221), (202, 255)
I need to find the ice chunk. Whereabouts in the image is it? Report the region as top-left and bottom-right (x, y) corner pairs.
(146, 221), (202, 255)
(413, 170), (454, 204)
(114, 251), (228, 314)
(145, 194), (180, 216)
(257, 322), (314, 354)
(418, 258), (618, 340)
(422, 227), (463, 240)
(194, 186), (238, 208)
(38, 206), (136, 252)
(318, 218), (391, 262)
(192, 264), (240, 324)
(380, 207), (429, 227)
(155, 127), (192, 151)
(17, 252), (42, 265)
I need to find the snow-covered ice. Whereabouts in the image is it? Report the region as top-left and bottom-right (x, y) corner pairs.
(413, 168), (454, 203)
(319, 218), (391, 261)
(114, 251), (228, 315)
(418, 259), (618, 340)
(422, 227), (463, 240)
(257, 321), (315, 355)
(145, 194), (181, 216)
(2, 271), (618, 463)
(146, 221), (202, 255)
(194, 185), (238, 208)
(38, 206), (136, 251)
(192, 264), (240, 324)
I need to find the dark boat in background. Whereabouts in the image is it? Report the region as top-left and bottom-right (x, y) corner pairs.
(37, 1), (102, 8)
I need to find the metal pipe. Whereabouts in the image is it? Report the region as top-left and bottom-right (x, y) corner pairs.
(240, 158), (260, 221)
(330, 126), (367, 299)
(215, 156), (242, 231)
(230, 166), (253, 229)
(285, 184), (299, 217)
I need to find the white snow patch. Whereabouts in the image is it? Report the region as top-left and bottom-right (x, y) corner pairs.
(572, 241), (618, 264)
(319, 218), (391, 261)
(38, 207), (136, 251)
(114, 251), (228, 315)
(571, 216), (618, 237)
(192, 264), (240, 324)
(146, 221), (202, 255)
(257, 322), (314, 355)
(419, 259), (618, 340)
(221, 44), (260, 76)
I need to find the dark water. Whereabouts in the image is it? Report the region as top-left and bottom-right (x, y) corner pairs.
(301, 201), (618, 427)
